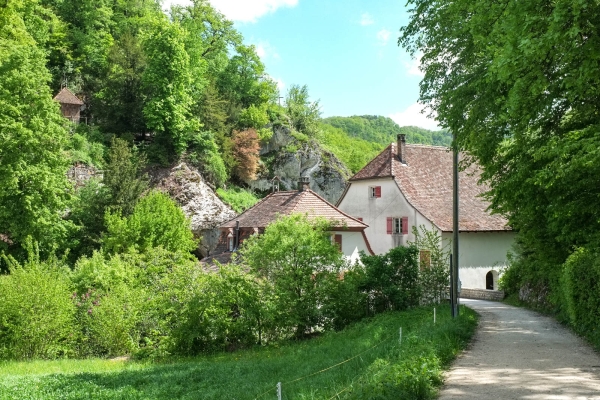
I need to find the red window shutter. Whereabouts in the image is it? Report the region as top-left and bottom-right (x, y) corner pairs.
(386, 217), (393, 234)
(334, 234), (342, 251)
(401, 216), (409, 234)
(375, 186), (382, 198)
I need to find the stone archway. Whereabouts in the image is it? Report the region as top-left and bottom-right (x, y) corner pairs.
(486, 270), (499, 290)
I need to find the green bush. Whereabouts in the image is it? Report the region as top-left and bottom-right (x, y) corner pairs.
(0, 247), (76, 360)
(561, 247), (600, 346)
(360, 245), (421, 312)
(103, 191), (197, 254)
(216, 186), (260, 213)
(320, 265), (368, 331)
(238, 104), (269, 130)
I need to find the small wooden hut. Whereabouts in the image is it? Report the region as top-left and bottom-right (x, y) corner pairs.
(53, 87), (84, 123)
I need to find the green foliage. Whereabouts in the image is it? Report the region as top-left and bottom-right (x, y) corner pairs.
(0, 243), (76, 360)
(285, 84), (321, 136)
(239, 213), (346, 338)
(142, 19), (198, 163)
(561, 247), (600, 348)
(65, 131), (106, 168)
(400, 0), (600, 321)
(360, 246), (421, 312)
(216, 186), (260, 213)
(0, 5), (74, 258)
(0, 306), (478, 399)
(411, 225), (450, 304)
(323, 116), (452, 147)
(317, 123), (384, 173)
(237, 104), (269, 130)
(186, 130), (228, 187)
(103, 191), (197, 255)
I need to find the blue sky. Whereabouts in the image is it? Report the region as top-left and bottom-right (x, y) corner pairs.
(165, 0), (438, 130)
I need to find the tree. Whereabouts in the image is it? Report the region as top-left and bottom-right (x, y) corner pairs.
(400, 0), (600, 305)
(68, 138), (148, 259)
(231, 129), (260, 181)
(285, 84), (321, 135)
(239, 214), (346, 338)
(0, 5), (73, 258)
(103, 191), (197, 254)
(142, 19), (198, 163)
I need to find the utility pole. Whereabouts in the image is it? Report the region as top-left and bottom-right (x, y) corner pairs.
(452, 139), (460, 317)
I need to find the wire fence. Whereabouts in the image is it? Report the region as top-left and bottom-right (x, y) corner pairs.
(252, 332), (396, 400)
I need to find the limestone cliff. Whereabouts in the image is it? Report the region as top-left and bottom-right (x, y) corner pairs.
(249, 126), (350, 204)
(148, 163), (236, 257)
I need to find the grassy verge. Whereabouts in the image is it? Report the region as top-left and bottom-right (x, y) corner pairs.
(0, 305), (477, 400)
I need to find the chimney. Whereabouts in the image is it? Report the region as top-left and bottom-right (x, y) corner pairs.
(298, 176), (310, 191)
(397, 134), (406, 164)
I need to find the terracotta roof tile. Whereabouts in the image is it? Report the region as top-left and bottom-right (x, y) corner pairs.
(220, 189), (368, 230)
(53, 88), (84, 105)
(350, 143), (509, 232)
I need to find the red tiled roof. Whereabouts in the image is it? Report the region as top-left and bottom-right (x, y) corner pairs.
(349, 143), (509, 232)
(53, 87), (84, 105)
(220, 189), (368, 230)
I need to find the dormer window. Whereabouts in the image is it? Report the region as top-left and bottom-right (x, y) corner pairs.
(369, 186), (381, 198)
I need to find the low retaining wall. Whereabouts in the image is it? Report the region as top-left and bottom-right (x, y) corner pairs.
(460, 288), (505, 301)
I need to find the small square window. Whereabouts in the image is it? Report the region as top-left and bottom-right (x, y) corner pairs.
(369, 186), (381, 198)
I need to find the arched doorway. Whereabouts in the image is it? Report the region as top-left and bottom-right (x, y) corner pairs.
(486, 271), (494, 290)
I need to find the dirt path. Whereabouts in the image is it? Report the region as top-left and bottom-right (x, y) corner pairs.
(439, 299), (600, 399)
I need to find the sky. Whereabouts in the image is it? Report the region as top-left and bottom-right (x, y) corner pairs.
(163, 0), (439, 130)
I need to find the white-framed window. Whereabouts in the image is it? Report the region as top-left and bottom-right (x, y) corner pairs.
(228, 236), (234, 252)
(386, 216), (409, 235)
(369, 186), (381, 198)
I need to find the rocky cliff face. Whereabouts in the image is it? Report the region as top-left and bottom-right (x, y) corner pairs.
(148, 163), (236, 257)
(249, 126), (350, 204)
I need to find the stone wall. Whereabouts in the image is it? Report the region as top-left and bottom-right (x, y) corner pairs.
(460, 288), (505, 301)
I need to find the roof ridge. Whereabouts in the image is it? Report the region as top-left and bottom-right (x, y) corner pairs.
(349, 143), (394, 181)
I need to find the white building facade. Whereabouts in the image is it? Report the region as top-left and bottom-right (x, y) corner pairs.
(337, 135), (514, 291)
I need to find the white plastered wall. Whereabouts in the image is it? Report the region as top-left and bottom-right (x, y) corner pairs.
(337, 178), (435, 255)
(332, 231), (372, 264)
(442, 231), (516, 290)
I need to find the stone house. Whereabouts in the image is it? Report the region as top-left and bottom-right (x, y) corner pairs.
(336, 134), (515, 291)
(53, 87), (84, 123)
(202, 177), (374, 267)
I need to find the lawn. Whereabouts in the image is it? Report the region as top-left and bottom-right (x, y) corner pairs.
(0, 305), (477, 400)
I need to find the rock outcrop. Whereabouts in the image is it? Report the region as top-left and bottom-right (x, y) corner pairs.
(149, 163), (236, 257)
(250, 126), (350, 204)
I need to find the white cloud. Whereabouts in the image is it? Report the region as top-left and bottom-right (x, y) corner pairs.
(255, 41), (280, 61)
(360, 13), (374, 26)
(376, 29), (391, 46)
(403, 54), (423, 77)
(389, 103), (439, 131)
(161, 0), (298, 22)
(209, 0), (298, 22)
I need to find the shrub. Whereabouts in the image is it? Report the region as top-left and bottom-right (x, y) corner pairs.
(411, 226), (450, 304)
(187, 131), (228, 187)
(103, 191), (197, 254)
(239, 214), (346, 338)
(0, 246), (76, 360)
(561, 247), (600, 346)
(360, 245), (421, 312)
(216, 186), (260, 213)
(319, 264), (368, 331)
(238, 104), (269, 130)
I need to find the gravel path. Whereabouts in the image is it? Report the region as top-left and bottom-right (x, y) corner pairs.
(439, 299), (600, 399)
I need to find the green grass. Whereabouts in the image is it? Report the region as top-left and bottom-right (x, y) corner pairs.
(0, 305), (477, 400)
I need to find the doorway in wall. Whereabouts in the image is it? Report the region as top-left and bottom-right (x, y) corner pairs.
(486, 271), (494, 290)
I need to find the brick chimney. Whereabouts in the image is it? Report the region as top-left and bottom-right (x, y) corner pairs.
(298, 176), (310, 191)
(397, 134), (406, 164)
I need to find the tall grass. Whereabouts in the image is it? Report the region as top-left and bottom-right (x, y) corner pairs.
(0, 305), (477, 400)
